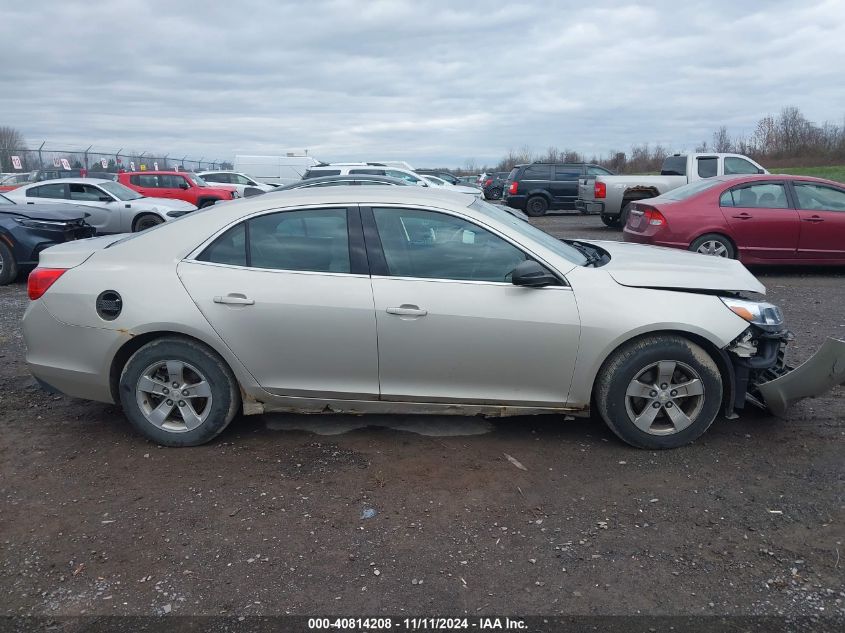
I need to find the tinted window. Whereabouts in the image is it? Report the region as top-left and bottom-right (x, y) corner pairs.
(132, 174), (160, 187)
(197, 223), (247, 266)
(372, 207), (526, 282)
(553, 165), (581, 180)
(724, 157), (760, 175)
(202, 173), (226, 183)
(697, 157), (718, 178)
(794, 183), (845, 211)
(303, 169), (340, 179)
(250, 208), (350, 272)
(720, 183), (789, 209)
(159, 174), (188, 188)
(69, 183), (106, 201)
(661, 156), (687, 176)
(350, 168), (386, 176)
(507, 168), (518, 181)
(27, 183), (69, 198)
(522, 165), (552, 180)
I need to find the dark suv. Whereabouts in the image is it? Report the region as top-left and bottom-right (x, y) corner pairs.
(504, 162), (613, 216)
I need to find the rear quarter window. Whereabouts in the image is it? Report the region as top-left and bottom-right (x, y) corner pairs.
(523, 165), (552, 180)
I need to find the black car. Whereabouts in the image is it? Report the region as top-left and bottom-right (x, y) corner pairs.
(0, 193), (95, 285)
(481, 172), (510, 200)
(503, 162), (614, 216)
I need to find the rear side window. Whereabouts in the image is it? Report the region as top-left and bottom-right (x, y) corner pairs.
(349, 168), (385, 176)
(522, 165), (552, 180)
(554, 165), (581, 180)
(202, 173), (226, 183)
(661, 156), (687, 176)
(304, 169), (340, 178)
(697, 157), (718, 178)
(720, 183), (789, 208)
(27, 183), (69, 198)
(131, 174), (161, 187)
(507, 168), (518, 180)
(198, 208), (350, 273)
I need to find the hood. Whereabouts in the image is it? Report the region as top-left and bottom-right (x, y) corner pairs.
(583, 240), (766, 294)
(137, 197), (197, 210)
(0, 203), (92, 221)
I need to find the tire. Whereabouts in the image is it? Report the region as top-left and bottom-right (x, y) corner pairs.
(0, 241), (18, 286)
(489, 186), (503, 200)
(119, 337), (240, 447)
(525, 196), (549, 217)
(595, 335), (723, 449)
(620, 203), (633, 228)
(132, 213), (164, 232)
(600, 214), (620, 227)
(689, 233), (736, 259)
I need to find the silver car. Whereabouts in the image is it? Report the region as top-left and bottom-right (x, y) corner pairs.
(22, 188), (845, 448)
(6, 178), (197, 233)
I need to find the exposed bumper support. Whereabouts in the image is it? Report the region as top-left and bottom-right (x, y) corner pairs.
(757, 337), (845, 417)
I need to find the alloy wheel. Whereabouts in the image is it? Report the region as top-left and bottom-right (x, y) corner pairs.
(135, 360), (213, 432)
(623, 360), (705, 435)
(696, 240), (730, 257)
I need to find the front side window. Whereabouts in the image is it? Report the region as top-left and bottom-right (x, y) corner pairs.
(554, 165), (580, 180)
(794, 183), (845, 211)
(201, 173), (226, 183)
(372, 207), (527, 282)
(159, 174), (189, 188)
(233, 174), (252, 185)
(198, 208), (350, 273)
(27, 183), (69, 199)
(99, 181), (143, 200)
(0, 193), (14, 205)
(306, 169), (341, 178)
(720, 183), (789, 208)
(69, 183), (106, 201)
(724, 157), (760, 175)
(697, 157), (718, 178)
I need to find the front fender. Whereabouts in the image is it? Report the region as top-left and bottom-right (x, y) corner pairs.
(757, 337), (845, 416)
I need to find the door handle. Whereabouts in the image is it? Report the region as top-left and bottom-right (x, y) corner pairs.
(213, 294), (255, 306)
(386, 304), (427, 317)
(802, 216), (824, 223)
(732, 213), (752, 220)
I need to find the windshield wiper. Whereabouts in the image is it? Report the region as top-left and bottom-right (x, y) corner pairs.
(565, 240), (604, 267)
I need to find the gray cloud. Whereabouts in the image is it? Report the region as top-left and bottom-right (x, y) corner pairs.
(1, 0), (843, 167)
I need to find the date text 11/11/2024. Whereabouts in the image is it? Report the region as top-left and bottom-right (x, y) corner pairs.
(307, 617), (528, 630)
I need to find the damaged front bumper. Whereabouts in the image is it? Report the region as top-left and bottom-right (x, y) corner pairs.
(726, 328), (845, 417)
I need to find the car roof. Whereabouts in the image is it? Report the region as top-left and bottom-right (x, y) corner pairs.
(272, 174), (410, 190)
(710, 174), (842, 186)
(18, 178), (113, 186)
(121, 170), (196, 175)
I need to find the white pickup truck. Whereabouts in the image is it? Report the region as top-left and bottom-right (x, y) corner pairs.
(576, 153), (768, 227)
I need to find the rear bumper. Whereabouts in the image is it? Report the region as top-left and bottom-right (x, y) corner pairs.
(576, 200), (604, 215)
(23, 300), (123, 404)
(503, 194), (526, 210)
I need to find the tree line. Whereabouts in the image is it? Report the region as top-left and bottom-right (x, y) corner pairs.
(469, 107), (845, 175)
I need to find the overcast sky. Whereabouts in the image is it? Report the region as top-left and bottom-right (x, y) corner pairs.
(2, 0), (844, 168)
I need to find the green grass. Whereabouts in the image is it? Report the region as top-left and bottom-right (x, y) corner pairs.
(770, 165), (845, 183)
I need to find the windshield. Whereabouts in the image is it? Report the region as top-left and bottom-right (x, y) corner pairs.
(0, 193), (14, 205)
(187, 173), (209, 187)
(659, 179), (723, 201)
(99, 180), (143, 201)
(469, 199), (587, 266)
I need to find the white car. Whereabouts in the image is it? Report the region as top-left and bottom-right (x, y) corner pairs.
(306, 163), (480, 196)
(197, 171), (275, 196)
(7, 179), (197, 233)
(20, 187), (845, 448)
(422, 174), (484, 196)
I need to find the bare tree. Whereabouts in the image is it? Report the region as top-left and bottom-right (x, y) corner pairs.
(712, 126), (732, 152)
(0, 126), (27, 172)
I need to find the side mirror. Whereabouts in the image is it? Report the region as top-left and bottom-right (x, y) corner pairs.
(510, 260), (559, 288)
(179, 183), (190, 190)
(99, 196), (113, 202)
(757, 168), (765, 174)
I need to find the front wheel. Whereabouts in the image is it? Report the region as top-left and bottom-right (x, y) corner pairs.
(132, 213), (164, 232)
(0, 241), (18, 286)
(119, 338), (240, 446)
(595, 335), (723, 449)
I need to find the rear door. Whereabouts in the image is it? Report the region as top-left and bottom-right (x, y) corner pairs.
(178, 206), (379, 399)
(157, 174), (190, 202)
(128, 174), (160, 199)
(792, 181), (845, 261)
(362, 205), (580, 406)
(548, 164), (581, 209)
(720, 182), (799, 260)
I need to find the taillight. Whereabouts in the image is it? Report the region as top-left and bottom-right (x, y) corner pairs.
(28, 268), (68, 300)
(485, 179), (493, 186)
(641, 207), (667, 226)
(508, 181), (518, 195)
(594, 181), (606, 199)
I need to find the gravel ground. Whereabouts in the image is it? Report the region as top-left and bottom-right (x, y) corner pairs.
(0, 212), (843, 620)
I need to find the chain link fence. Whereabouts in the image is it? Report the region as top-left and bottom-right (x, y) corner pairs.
(0, 141), (231, 176)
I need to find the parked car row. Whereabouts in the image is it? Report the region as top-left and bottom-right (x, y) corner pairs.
(21, 184), (845, 450)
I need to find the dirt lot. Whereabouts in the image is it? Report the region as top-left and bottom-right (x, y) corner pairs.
(0, 213), (843, 620)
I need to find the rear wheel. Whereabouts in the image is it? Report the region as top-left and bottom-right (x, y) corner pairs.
(119, 337), (240, 446)
(489, 186), (503, 200)
(525, 196), (549, 217)
(595, 335), (723, 449)
(689, 233), (736, 259)
(600, 214), (620, 227)
(132, 213), (164, 232)
(620, 203), (634, 227)
(0, 241), (18, 285)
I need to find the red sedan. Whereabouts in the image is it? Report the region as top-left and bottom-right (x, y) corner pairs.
(622, 175), (845, 265)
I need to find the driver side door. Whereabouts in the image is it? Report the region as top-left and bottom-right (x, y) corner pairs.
(68, 183), (120, 233)
(363, 206), (581, 407)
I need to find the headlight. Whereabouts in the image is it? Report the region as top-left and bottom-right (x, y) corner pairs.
(720, 297), (784, 331)
(13, 217), (72, 230)
(231, 191), (240, 198)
